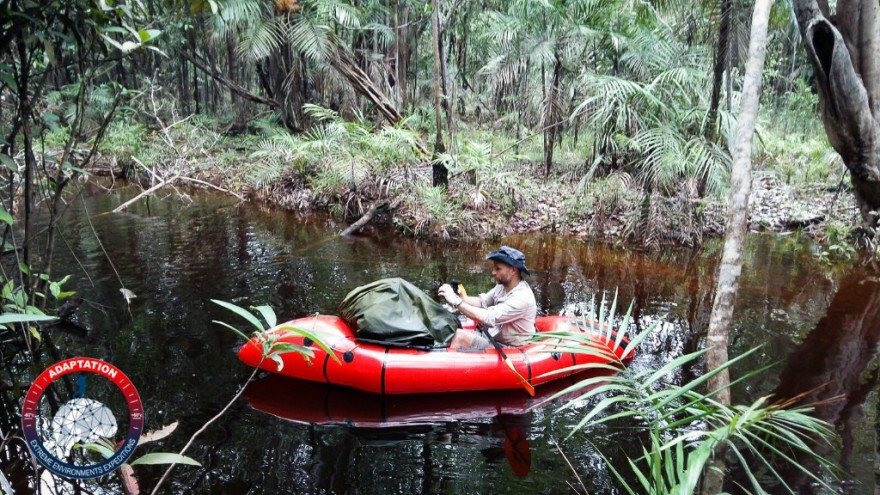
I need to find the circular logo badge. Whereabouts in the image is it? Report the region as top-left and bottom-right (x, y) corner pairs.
(21, 357), (143, 479)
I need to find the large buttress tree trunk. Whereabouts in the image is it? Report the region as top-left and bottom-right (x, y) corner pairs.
(793, 0), (880, 227)
(701, 0), (774, 492)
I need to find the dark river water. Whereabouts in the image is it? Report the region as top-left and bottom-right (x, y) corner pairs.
(5, 183), (879, 494)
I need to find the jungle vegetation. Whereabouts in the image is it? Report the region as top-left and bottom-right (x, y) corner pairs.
(0, 0), (875, 492)
(0, 0), (866, 248)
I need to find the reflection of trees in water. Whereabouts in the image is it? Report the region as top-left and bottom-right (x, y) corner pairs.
(731, 268), (880, 494)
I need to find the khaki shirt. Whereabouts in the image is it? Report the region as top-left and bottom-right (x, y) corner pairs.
(478, 281), (537, 345)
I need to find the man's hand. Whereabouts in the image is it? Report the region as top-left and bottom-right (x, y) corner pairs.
(438, 284), (462, 306)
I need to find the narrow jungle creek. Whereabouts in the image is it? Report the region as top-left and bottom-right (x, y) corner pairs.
(4, 183), (878, 494)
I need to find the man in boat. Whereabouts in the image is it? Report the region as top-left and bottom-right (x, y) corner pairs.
(438, 246), (537, 350)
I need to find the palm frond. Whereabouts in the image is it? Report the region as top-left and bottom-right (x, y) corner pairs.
(361, 21), (395, 47)
(534, 291), (840, 495)
(288, 14), (334, 63)
(310, 0), (362, 29)
(238, 16), (287, 60)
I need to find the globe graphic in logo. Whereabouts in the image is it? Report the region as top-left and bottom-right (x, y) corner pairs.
(22, 357), (143, 479)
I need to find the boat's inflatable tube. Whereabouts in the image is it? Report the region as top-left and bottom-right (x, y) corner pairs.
(237, 315), (631, 395)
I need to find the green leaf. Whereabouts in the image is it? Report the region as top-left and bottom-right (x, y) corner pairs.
(2, 280), (13, 300)
(18, 263), (29, 275)
(28, 325), (41, 342)
(252, 305), (277, 328)
(0, 72), (17, 92)
(102, 26), (130, 35)
(75, 442), (114, 459)
(212, 300), (266, 333)
(0, 313), (56, 324)
(0, 207), (12, 225)
(0, 154), (16, 172)
(49, 282), (60, 298)
(101, 34), (124, 51)
(130, 452), (201, 466)
(138, 29), (161, 42)
(277, 320), (341, 364)
(269, 342), (314, 359)
(146, 45), (169, 58)
(270, 353), (284, 371)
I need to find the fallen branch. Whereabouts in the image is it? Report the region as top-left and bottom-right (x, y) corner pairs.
(86, 165), (127, 178)
(328, 46), (429, 157)
(112, 174), (246, 213)
(340, 201), (388, 236)
(182, 52), (280, 108)
(176, 177), (245, 201)
(113, 176), (180, 213)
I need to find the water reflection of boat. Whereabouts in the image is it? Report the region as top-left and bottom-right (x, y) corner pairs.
(244, 373), (597, 428)
(238, 315), (630, 395)
(245, 374), (607, 480)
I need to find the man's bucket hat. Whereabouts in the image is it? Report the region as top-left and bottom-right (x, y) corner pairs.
(486, 246), (530, 275)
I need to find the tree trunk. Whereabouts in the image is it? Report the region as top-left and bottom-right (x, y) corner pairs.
(431, 0), (448, 188)
(395, 0), (409, 109)
(264, 41), (303, 131)
(226, 32), (237, 107)
(189, 32), (201, 114)
(543, 58), (562, 177)
(706, 0), (731, 145)
(19, 80), (33, 273)
(181, 49), (191, 114)
(516, 62), (528, 155)
(438, 14), (453, 139)
(701, 0), (773, 492)
(793, 0), (880, 227)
